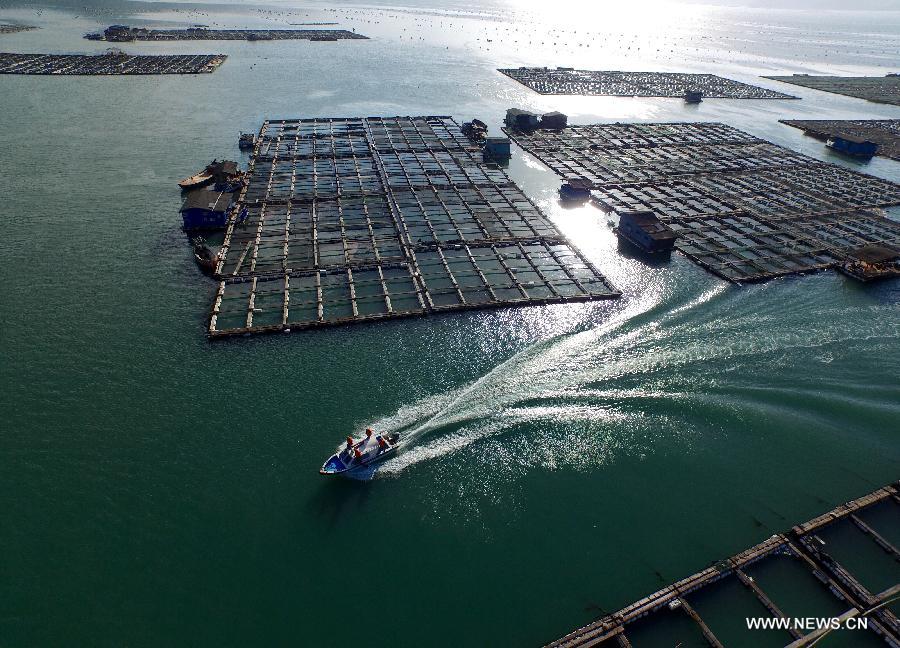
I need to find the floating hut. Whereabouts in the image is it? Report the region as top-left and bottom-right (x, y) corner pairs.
(505, 108), (540, 131)
(559, 177), (592, 202)
(180, 189), (235, 230)
(684, 89), (703, 103)
(615, 210), (677, 254)
(839, 244), (900, 282)
(827, 134), (879, 158)
(483, 136), (511, 162)
(540, 111), (568, 129)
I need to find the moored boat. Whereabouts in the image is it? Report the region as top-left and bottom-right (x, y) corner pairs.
(178, 159), (242, 190)
(238, 133), (256, 150)
(191, 237), (220, 274)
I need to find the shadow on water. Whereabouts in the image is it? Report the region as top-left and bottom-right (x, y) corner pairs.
(306, 476), (378, 529)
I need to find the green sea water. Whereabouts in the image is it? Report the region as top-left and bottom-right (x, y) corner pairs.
(1, 2), (899, 646)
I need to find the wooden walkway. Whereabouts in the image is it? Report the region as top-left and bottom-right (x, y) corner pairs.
(547, 482), (900, 647)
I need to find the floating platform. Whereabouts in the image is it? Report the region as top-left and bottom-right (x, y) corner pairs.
(504, 121), (900, 282)
(764, 74), (900, 106)
(86, 25), (368, 42)
(0, 24), (35, 35)
(0, 52), (226, 75)
(498, 68), (797, 99)
(781, 119), (900, 162)
(548, 482), (900, 647)
(207, 116), (620, 338)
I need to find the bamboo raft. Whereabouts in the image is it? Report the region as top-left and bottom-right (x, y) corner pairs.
(763, 74), (900, 106)
(548, 482), (900, 647)
(498, 68), (797, 99)
(86, 25), (368, 42)
(504, 121), (900, 282)
(207, 116), (620, 338)
(0, 52), (227, 75)
(781, 119), (900, 162)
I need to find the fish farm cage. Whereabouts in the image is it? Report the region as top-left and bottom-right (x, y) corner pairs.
(548, 483), (900, 647)
(504, 121), (900, 283)
(0, 24), (35, 34)
(0, 52), (227, 75)
(781, 119), (900, 162)
(498, 68), (797, 99)
(764, 74), (900, 106)
(86, 26), (368, 42)
(208, 116), (620, 338)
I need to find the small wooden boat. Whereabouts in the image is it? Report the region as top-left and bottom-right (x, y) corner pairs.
(178, 164), (215, 190)
(191, 237), (220, 274)
(238, 133), (255, 150)
(178, 159), (241, 190)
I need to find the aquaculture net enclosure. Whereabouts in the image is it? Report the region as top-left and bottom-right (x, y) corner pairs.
(780, 119), (900, 162)
(0, 52), (226, 75)
(86, 26), (368, 41)
(504, 122), (900, 282)
(498, 68), (797, 99)
(548, 484), (900, 647)
(209, 116), (619, 337)
(764, 75), (900, 106)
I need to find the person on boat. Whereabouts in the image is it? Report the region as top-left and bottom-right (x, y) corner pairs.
(345, 436), (354, 451)
(377, 436), (388, 452)
(364, 428), (374, 444)
(353, 448), (364, 463)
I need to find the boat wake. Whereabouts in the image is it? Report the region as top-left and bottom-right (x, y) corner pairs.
(358, 280), (900, 481)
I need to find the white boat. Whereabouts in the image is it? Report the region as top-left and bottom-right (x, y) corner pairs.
(320, 431), (400, 476)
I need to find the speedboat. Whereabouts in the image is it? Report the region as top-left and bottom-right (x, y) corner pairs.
(320, 432), (400, 476)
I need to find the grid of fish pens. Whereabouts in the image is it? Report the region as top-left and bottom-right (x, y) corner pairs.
(209, 116), (619, 337)
(780, 119), (900, 162)
(763, 74), (900, 106)
(498, 68), (797, 99)
(86, 26), (368, 41)
(0, 24), (35, 34)
(547, 484), (900, 647)
(505, 121), (900, 282)
(0, 52), (226, 74)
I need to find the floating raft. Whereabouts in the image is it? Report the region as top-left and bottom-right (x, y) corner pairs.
(498, 67), (797, 99)
(0, 24), (36, 35)
(548, 482), (900, 647)
(86, 25), (368, 41)
(0, 52), (226, 75)
(207, 116), (620, 338)
(781, 119), (900, 162)
(764, 74), (900, 106)
(504, 121), (900, 282)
